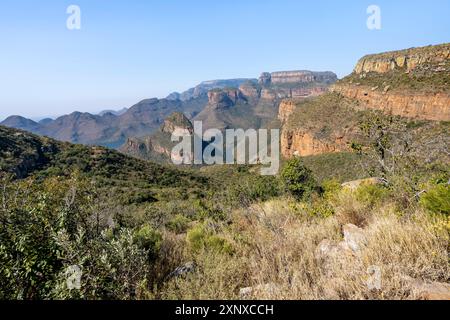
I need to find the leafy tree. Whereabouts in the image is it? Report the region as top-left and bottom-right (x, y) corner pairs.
(356, 112), (410, 175)
(280, 158), (318, 201)
(0, 174), (156, 299)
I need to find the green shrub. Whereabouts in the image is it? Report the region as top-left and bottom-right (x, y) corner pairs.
(205, 236), (234, 255)
(186, 223), (233, 254)
(166, 214), (191, 234)
(280, 158), (319, 201)
(321, 179), (342, 200)
(225, 175), (282, 207)
(186, 224), (207, 252)
(307, 199), (335, 218)
(133, 224), (162, 260)
(420, 183), (450, 216)
(355, 184), (388, 207)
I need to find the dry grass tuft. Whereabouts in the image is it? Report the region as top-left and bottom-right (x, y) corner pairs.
(159, 194), (449, 300)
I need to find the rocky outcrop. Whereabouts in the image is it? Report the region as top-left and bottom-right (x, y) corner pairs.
(316, 224), (367, 279)
(278, 100), (297, 123)
(168, 262), (195, 279)
(405, 277), (450, 300)
(239, 82), (261, 100)
(260, 88), (280, 100)
(120, 112), (193, 162)
(316, 223), (450, 300)
(168, 79), (253, 101)
(277, 88), (330, 123)
(262, 86), (329, 102)
(354, 43), (450, 74)
(278, 43), (450, 160)
(260, 71), (337, 86)
(281, 129), (349, 158)
(258, 72), (272, 86)
(342, 224), (367, 252)
(207, 88), (246, 110)
(161, 112), (193, 135)
(332, 84), (450, 121)
(291, 86), (328, 98)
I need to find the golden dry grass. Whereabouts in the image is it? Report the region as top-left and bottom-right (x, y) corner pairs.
(159, 191), (449, 300)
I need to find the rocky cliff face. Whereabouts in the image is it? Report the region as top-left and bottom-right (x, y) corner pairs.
(161, 112), (194, 135)
(259, 71), (337, 86)
(278, 100), (297, 123)
(270, 71), (337, 84)
(332, 43), (450, 121)
(278, 87), (332, 123)
(281, 129), (349, 158)
(354, 43), (450, 74)
(279, 43), (450, 160)
(256, 71), (334, 101)
(195, 70), (335, 132)
(239, 82), (261, 100)
(331, 84), (450, 121)
(120, 112), (193, 162)
(279, 94), (361, 159)
(167, 79), (253, 101)
(207, 89), (246, 109)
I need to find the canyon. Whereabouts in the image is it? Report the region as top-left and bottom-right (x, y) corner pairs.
(1, 70), (336, 149)
(279, 43), (450, 159)
(2, 43), (448, 163)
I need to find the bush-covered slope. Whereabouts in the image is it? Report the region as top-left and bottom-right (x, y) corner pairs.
(0, 125), (208, 192)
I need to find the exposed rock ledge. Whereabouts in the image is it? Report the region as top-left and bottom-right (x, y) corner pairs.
(278, 100), (297, 123)
(281, 129), (349, 158)
(354, 43), (450, 74)
(331, 84), (450, 121)
(260, 71), (338, 85)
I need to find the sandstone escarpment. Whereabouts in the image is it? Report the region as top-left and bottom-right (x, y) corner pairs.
(207, 88), (246, 109)
(354, 43), (450, 74)
(278, 93), (365, 159)
(261, 71), (337, 85)
(278, 100), (297, 123)
(260, 86), (329, 102)
(291, 86), (328, 98)
(278, 43), (450, 160)
(278, 88), (331, 123)
(333, 43), (450, 121)
(239, 82), (261, 100)
(332, 84), (450, 121)
(281, 129), (349, 158)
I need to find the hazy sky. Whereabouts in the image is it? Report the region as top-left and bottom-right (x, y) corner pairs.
(0, 0), (449, 120)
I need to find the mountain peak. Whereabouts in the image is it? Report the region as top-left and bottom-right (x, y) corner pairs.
(1, 115), (41, 133)
(161, 112), (193, 135)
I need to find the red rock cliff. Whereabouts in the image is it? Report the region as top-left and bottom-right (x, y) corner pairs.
(331, 84), (450, 121)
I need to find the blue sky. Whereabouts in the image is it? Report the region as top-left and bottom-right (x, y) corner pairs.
(0, 0), (449, 120)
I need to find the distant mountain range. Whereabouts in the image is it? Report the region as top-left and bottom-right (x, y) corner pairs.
(97, 108), (128, 116)
(1, 71), (337, 148)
